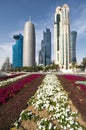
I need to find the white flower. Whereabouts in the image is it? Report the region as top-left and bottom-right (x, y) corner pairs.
(68, 116), (73, 121)
(39, 125), (42, 129)
(61, 115), (64, 119)
(20, 110), (25, 116)
(18, 117), (21, 122)
(54, 126), (57, 129)
(70, 128), (74, 130)
(14, 121), (18, 127)
(64, 126), (67, 130)
(67, 124), (71, 128)
(70, 120), (74, 125)
(49, 123), (52, 129)
(78, 127), (83, 130)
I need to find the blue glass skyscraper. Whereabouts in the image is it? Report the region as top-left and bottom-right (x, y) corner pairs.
(12, 34), (23, 68)
(70, 31), (77, 63)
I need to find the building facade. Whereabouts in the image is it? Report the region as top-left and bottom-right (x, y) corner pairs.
(1, 57), (12, 71)
(23, 21), (35, 67)
(54, 4), (70, 69)
(12, 34), (23, 68)
(39, 50), (43, 65)
(39, 40), (45, 65)
(39, 28), (51, 66)
(70, 31), (77, 63)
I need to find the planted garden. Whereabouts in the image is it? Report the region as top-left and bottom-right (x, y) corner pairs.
(58, 74), (86, 125)
(63, 74), (86, 92)
(0, 73), (24, 81)
(0, 73), (86, 130)
(0, 74), (44, 130)
(0, 74), (42, 106)
(0, 73), (28, 89)
(12, 74), (86, 130)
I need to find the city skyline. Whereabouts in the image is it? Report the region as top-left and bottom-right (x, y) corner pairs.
(0, 0), (86, 68)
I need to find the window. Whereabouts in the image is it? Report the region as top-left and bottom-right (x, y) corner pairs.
(56, 14), (60, 22)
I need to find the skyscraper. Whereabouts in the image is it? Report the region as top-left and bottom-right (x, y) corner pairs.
(39, 50), (43, 65)
(1, 57), (11, 71)
(39, 28), (51, 66)
(44, 29), (51, 65)
(54, 4), (70, 69)
(70, 31), (77, 63)
(12, 34), (23, 68)
(39, 40), (45, 65)
(23, 21), (35, 67)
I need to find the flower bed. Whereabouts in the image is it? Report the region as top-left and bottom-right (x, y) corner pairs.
(63, 74), (86, 93)
(0, 74), (41, 106)
(13, 74), (86, 130)
(75, 81), (86, 93)
(0, 74), (44, 130)
(0, 73), (28, 88)
(63, 75), (86, 81)
(0, 73), (24, 81)
(58, 75), (86, 124)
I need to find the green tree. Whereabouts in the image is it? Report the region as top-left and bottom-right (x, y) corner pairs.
(71, 62), (76, 70)
(81, 57), (86, 70)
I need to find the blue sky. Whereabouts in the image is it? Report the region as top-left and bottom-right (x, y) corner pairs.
(0, 0), (86, 68)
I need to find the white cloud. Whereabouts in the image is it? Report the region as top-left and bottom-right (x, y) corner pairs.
(71, 4), (86, 63)
(71, 4), (86, 36)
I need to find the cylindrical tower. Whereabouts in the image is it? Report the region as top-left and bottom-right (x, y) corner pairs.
(23, 21), (35, 67)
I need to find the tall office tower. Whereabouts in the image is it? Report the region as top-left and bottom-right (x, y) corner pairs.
(39, 40), (45, 65)
(1, 57), (12, 71)
(39, 28), (51, 66)
(54, 4), (70, 69)
(23, 21), (35, 67)
(12, 34), (23, 68)
(44, 28), (51, 65)
(39, 50), (43, 65)
(70, 31), (77, 63)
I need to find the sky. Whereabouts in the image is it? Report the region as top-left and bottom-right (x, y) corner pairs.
(0, 0), (86, 68)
